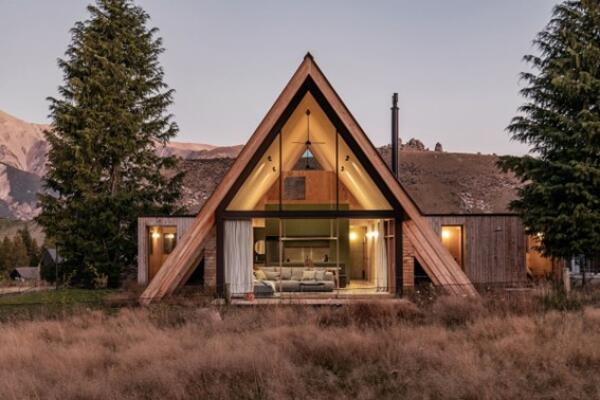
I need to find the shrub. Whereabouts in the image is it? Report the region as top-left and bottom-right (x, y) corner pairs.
(430, 295), (486, 327)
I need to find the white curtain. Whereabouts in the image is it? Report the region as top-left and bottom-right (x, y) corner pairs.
(374, 220), (388, 291)
(224, 220), (253, 296)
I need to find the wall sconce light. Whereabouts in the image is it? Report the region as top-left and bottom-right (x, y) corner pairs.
(441, 229), (451, 240)
(164, 233), (175, 240)
(349, 231), (358, 241)
(151, 232), (161, 240)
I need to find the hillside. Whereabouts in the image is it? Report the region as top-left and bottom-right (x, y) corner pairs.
(177, 149), (521, 215)
(0, 110), (48, 177)
(0, 110), (241, 219)
(0, 109), (520, 219)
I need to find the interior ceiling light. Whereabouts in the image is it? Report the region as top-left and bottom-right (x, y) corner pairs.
(441, 229), (451, 239)
(293, 109), (325, 169)
(164, 233), (175, 240)
(151, 232), (161, 239)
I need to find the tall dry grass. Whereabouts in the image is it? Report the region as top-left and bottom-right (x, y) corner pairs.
(0, 296), (599, 399)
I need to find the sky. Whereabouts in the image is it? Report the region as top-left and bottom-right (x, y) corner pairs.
(0, 0), (556, 155)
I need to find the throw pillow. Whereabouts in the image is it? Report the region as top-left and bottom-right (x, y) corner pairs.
(265, 271), (280, 280)
(324, 271), (334, 281)
(301, 270), (316, 281)
(281, 267), (292, 280)
(314, 270), (325, 281)
(254, 270), (267, 280)
(291, 268), (303, 280)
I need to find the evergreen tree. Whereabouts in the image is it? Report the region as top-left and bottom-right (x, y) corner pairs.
(0, 237), (13, 272)
(37, 0), (182, 287)
(0, 237), (7, 272)
(499, 0), (600, 262)
(9, 236), (30, 269)
(18, 227), (40, 266)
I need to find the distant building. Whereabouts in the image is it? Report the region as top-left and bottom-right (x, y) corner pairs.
(39, 248), (62, 282)
(10, 267), (40, 282)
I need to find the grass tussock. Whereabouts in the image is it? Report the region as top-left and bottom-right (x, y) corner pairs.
(0, 294), (599, 399)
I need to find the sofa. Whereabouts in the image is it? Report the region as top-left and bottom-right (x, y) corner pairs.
(254, 266), (335, 293)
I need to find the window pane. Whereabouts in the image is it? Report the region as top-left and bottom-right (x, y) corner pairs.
(281, 93), (336, 210)
(227, 134), (280, 211)
(338, 133), (392, 210)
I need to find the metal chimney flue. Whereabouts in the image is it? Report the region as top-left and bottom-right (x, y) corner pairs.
(391, 93), (399, 178)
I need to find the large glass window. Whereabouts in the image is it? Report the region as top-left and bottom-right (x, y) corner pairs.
(250, 217), (393, 295)
(227, 134), (281, 211)
(280, 94), (337, 210)
(226, 92), (392, 211)
(337, 133), (392, 210)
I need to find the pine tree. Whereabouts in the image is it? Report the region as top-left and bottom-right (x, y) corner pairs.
(0, 237), (13, 272)
(9, 236), (30, 269)
(499, 0), (600, 263)
(0, 237), (7, 272)
(37, 0), (182, 287)
(18, 227), (40, 266)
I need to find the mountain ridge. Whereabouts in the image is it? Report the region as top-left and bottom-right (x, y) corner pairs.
(0, 109), (242, 219)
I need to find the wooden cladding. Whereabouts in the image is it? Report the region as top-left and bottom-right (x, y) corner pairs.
(426, 215), (527, 286)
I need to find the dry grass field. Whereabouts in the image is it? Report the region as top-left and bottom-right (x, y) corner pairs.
(0, 291), (599, 399)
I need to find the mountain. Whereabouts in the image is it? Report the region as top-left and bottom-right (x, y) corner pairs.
(156, 141), (243, 160)
(0, 110), (242, 220)
(0, 162), (43, 220)
(0, 110), (49, 177)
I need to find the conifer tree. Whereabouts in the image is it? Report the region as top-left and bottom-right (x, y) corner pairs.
(18, 227), (40, 266)
(0, 237), (7, 272)
(37, 0), (182, 287)
(499, 0), (600, 264)
(9, 236), (30, 269)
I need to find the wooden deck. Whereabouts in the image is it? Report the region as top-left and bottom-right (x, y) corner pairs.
(216, 287), (400, 306)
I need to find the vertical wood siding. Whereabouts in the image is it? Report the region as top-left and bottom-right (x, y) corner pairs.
(426, 216), (527, 287)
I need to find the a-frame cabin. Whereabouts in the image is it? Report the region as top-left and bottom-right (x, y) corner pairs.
(140, 54), (477, 304)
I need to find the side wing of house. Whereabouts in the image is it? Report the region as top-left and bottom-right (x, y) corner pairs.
(140, 54), (477, 304)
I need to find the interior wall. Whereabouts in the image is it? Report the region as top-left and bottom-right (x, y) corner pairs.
(441, 226), (463, 267)
(349, 225), (366, 279)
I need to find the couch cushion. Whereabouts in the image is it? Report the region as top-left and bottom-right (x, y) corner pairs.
(265, 271), (280, 280)
(291, 268), (303, 280)
(315, 270), (325, 281)
(279, 280), (301, 291)
(254, 269), (267, 280)
(324, 271), (334, 281)
(281, 267), (292, 280)
(302, 270), (316, 281)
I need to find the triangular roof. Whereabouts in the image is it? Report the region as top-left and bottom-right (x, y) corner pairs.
(140, 54), (476, 304)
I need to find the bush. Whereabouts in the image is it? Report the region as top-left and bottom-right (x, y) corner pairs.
(430, 295), (486, 327)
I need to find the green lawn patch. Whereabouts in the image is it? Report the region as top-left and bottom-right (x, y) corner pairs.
(0, 289), (122, 322)
(0, 288), (115, 306)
